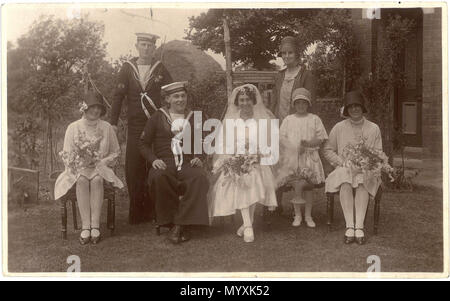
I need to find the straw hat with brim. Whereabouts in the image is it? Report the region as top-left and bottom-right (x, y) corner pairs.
(291, 87), (312, 106)
(84, 91), (106, 116)
(342, 91), (367, 117)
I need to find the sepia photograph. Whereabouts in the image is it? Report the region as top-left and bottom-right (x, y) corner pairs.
(1, 1), (448, 278)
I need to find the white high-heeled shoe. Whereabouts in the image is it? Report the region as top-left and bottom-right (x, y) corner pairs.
(243, 227), (254, 243)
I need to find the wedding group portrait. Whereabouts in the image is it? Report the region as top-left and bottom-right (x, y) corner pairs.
(3, 3), (446, 277)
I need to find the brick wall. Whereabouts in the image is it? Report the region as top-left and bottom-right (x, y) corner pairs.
(422, 8), (442, 157)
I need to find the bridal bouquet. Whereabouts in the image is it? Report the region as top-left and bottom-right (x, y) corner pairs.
(212, 154), (260, 187)
(60, 131), (102, 174)
(342, 138), (395, 181)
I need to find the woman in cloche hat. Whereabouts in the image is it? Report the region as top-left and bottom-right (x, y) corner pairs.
(323, 91), (382, 245)
(54, 91), (124, 245)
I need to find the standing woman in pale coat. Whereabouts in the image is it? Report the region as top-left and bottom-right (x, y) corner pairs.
(54, 92), (124, 245)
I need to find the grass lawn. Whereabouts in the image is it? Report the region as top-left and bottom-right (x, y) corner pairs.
(7, 186), (443, 274)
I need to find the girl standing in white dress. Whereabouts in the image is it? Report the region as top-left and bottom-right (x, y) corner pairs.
(209, 84), (278, 243)
(275, 88), (328, 228)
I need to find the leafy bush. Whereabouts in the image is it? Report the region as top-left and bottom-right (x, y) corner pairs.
(304, 9), (361, 98)
(187, 72), (228, 119)
(9, 117), (42, 169)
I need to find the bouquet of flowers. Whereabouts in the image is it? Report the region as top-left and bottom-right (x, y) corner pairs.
(278, 166), (318, 188)
(60, 131), (102, 174)
(212, 154), (260, 187)
(341, 138), (395, 181)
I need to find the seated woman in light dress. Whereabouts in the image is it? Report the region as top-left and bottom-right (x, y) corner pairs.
(54, 92), (124, 245)
(323, 91), (382, 245)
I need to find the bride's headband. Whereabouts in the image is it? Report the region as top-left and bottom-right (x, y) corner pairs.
(236, 85), (256, 99)
(229, 84), (260, 107)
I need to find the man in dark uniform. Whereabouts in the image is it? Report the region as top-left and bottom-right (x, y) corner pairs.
(139, 82), (210, 244)
(111, 33), (173, 224)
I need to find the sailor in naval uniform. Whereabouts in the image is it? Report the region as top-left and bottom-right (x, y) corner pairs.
(139, 82), (210, 244)
(110, 32), (173, 224)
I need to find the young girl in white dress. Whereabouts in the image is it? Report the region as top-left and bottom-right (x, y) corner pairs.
(209, 84), (278, 243)
(275, 88), (328, 228)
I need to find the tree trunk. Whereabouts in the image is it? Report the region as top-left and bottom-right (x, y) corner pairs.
(83, 65), (89, 94)
(53, 127), (60, 170)
(31, 132), (36, 170)
(49, 116), (54, 174)
(387, 88), (395, 166)
(223, 16), (233, 98)
(43, 117), (49, 175)
(342, 60), (346, 97)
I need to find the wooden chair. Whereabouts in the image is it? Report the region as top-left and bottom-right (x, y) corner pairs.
(51, 171), (116, 240)
(267, 182), (324, 226)
(274, 182), (325, 212)
(326, 187), (382, 234)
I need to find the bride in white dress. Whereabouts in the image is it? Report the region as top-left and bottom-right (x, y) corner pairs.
(209, 84), (278, 243)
